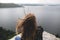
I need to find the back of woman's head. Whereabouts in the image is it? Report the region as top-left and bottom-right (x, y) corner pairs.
(22, 13), (37, 40)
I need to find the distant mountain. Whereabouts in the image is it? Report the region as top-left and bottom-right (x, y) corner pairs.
(18, 4), (60, 6)
(0, 3), (60, 8)
(20, 4), (45, 6)
(0, 3), (23, 8)
(47, 4), (60, 6)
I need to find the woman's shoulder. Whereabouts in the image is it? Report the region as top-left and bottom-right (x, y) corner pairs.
(15, 36), (21, 40)
(9, 33), (22, 40)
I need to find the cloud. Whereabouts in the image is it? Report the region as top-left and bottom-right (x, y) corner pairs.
(0, 0), (60, 4)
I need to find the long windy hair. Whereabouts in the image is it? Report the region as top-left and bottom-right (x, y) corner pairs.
(16, 13), (37, 40)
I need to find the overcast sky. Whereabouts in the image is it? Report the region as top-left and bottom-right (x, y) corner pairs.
(0, 0), (60, 4)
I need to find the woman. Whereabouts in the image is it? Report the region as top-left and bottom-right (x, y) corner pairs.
(16, 13), (37, 40)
